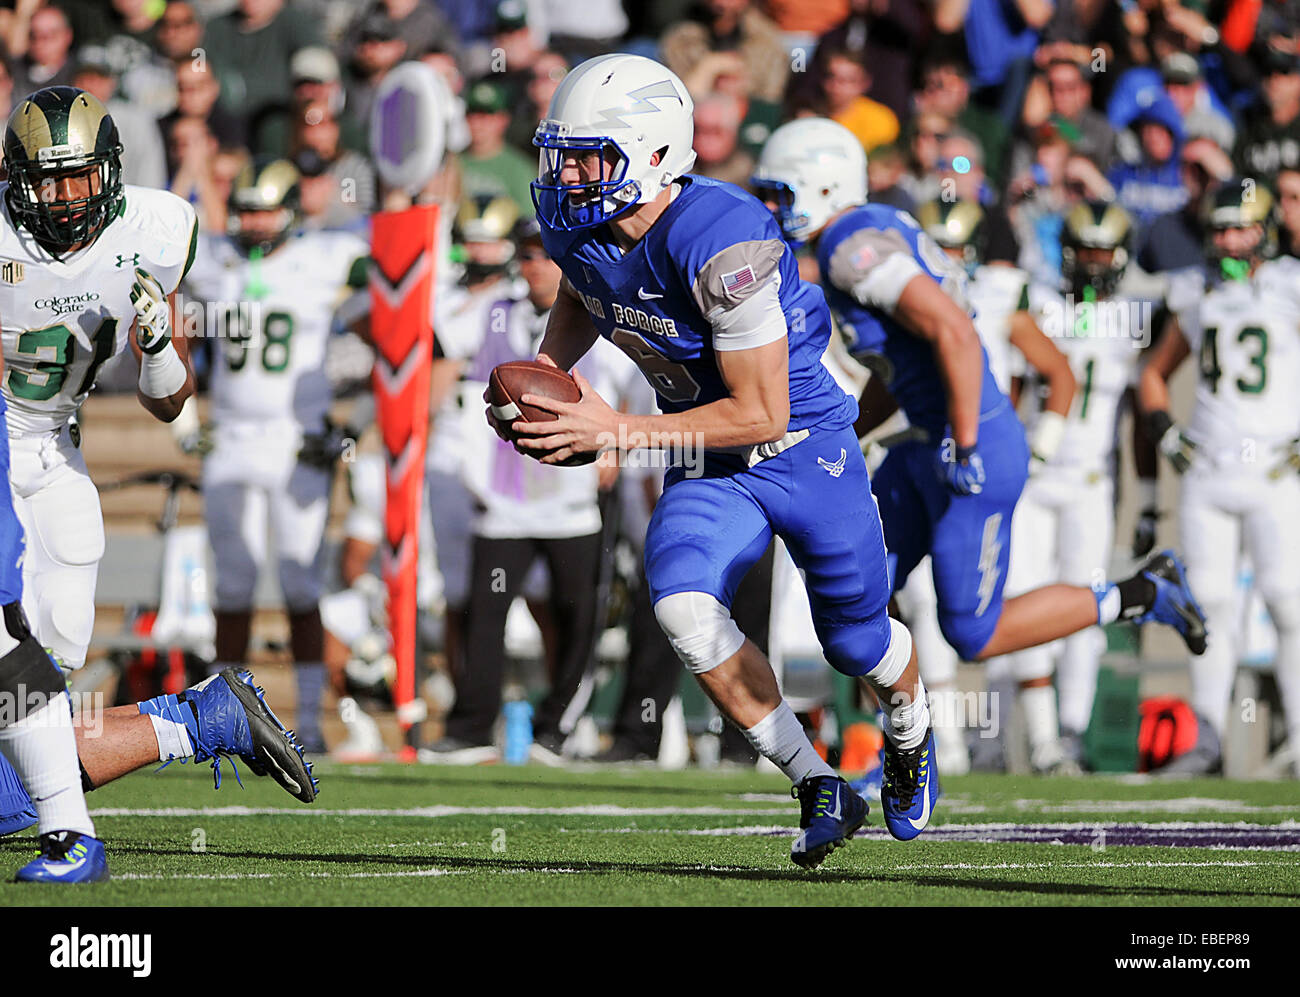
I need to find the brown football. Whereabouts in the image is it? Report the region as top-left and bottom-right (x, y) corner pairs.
(487, 360), (596, 466)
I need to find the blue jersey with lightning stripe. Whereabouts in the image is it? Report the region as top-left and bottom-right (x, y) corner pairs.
(817, 203), (1007, 436)
(537, 175), (856, 432)
(815, 202), (1029, 661)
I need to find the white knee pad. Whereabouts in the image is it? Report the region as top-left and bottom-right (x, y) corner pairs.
(865, 617), (913, 690)
(653, 591), (745, 674)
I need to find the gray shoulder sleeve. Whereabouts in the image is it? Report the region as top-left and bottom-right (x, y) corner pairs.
(826, 227), (922, 312)
(691, 238), (786, 317)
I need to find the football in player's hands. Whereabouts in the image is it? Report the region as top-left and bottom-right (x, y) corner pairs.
(486, 360), (597, 466)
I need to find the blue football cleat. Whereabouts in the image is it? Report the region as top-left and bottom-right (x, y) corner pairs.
(790, 775), (868, 869)
(1131, 550), (1208, 655)
(0, 754), (36, 837)
(184, 668), (318, 803)
(14, 831), (109, 883)
(881, 727), (938, 841)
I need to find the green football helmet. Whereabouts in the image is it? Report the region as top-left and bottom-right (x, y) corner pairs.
(1061, 200), (1133, 298)
(3, 86), (124, 255)
(227, 157), (301, 256)
(917, 199), (985, 272)
(1202, 180), (1276, 271)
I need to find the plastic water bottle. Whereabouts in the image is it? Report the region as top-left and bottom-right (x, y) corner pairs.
(503, 700), (533, 765)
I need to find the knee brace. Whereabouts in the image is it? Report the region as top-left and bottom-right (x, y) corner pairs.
(861, 617), (913, 690)
(0, 603), (65, 726)
(653, 591), (745, 674)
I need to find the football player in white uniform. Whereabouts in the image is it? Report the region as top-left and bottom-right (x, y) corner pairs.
(1008, 201), (1156, 771)
(1140, 182), (1300, 774)
(0, 89), (317, 840)
(184, 158), (370, 754)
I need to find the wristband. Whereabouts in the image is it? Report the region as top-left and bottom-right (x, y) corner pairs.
(138, 339), (188, 398)
(1030, 410), (1067, 462)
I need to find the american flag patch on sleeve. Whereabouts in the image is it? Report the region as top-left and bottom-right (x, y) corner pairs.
(721, 265), (755, 294)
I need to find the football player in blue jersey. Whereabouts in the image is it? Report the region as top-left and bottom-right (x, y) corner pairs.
(494, 54), (937, 858)
(751, 118), (1208, 683)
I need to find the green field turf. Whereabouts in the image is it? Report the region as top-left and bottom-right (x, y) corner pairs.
(2, 761), (1298, 906)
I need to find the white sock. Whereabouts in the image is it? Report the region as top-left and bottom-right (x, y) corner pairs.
(743, 701), (835, 784)
(882, 675), (930, 751)
(1190, 599), (1235, 738)
(146, 712), (194, 761)
(0, 693), (95, 837)
(1020, 684), (1062, 769)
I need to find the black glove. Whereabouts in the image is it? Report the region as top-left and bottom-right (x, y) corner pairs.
(1132, 506), (1160, 559)
(1146, 409), (1195, 475)
(298, 421), (356, 468)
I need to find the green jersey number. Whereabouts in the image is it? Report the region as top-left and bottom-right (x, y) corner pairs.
(1200, 325), (1268, 395)
(7, 319), (118, 402)
(223, 310), (294, 374)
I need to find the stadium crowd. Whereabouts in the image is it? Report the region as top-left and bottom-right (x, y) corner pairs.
(7, 0), (1299, 777)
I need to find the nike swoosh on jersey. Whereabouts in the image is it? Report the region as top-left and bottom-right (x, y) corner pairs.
(637, 287), (663, 300)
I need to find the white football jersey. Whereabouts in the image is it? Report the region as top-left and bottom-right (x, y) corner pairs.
(0, 184), (197, 436)
(1027, 275), (1153, 474)
(185, 229), (368, 431)
(1176, 257), (1300, 463)
(968, 263), (1029, 394)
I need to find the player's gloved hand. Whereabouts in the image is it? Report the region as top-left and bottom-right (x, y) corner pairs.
(298, 420), (356, 468)
(129, 267), (172, 354)
(938, 439), (985, 496)
(1269, 438), (1300, 479)
(1147, 410), (1195, 474)
(1132, 506), (1160, 559)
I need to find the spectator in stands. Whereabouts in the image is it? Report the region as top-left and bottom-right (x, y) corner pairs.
(542, 0), (630, 64)
(506, 50), (568, 156)
(254, 46), (367, 159)
(1137, 134), (1233, 273)
(167, 116), (226, 228)
(0, 54), (14, 121)
(155, 1), (204, 63)
(161, 58), (247, 178)
(13, 4), (76, 95)
(0, 1), (40, 65)
(1276, 163), (1300, 257)
(1162, 51), (1236, 151)
(460, 79), (537, 211)
(809, 44), (899, 153)
(204, 0), (322, 129)
(1234, 44), (1300, 182)
(692, 93), (754, 185)
(72, 48), (167, 190)
(898, 111), (952, 205)
(489, 0), (546, 109)
(933, 0), (1052, 125)
(344, 8), (407, 127)
(661, 0), (790, 105)
(290, 113), (377, 230)
(866, 143), (914, 212)
(786, 0), (927, 124)
(1007, 121), (1079, 284)
(1108, 96), (1188, 237)
(914, 55), (1010, 186)
(937, 129), (992, 204)
(341, 0), (456, 70)
(1017, 57), (1116, 178)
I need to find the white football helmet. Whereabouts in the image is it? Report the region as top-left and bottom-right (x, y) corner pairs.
(531, 53), (696, 230)
(752, 118), (867, 245)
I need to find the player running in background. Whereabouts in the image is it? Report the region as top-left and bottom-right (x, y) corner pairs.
(907, 197), (1076, 774)
(1006, 201), (1163, 772)
(751, 119), (1207, 687)
(183, 158), (370, 754)
(501, 54), (937, 861)
(1138, 182), (1300, 775)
